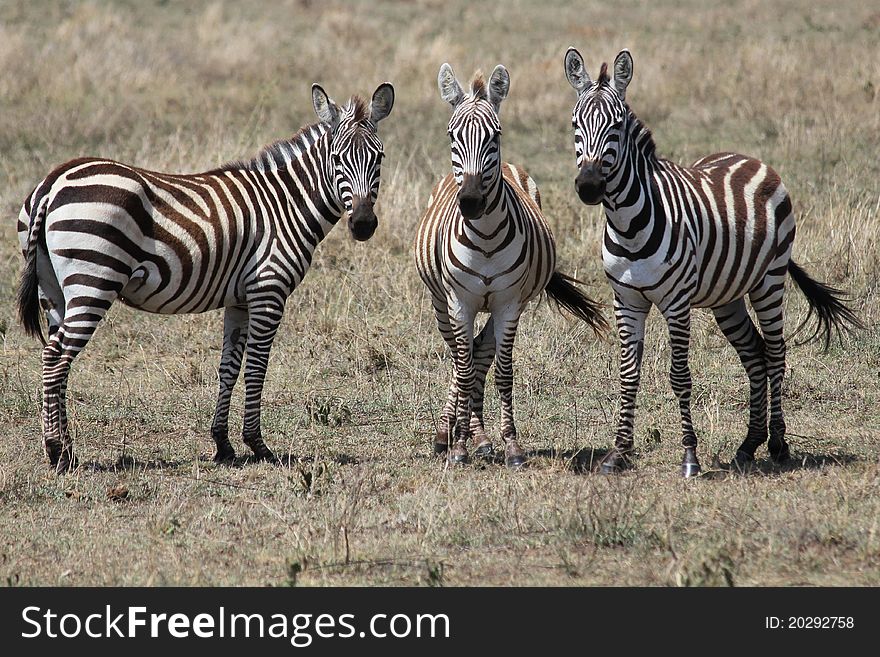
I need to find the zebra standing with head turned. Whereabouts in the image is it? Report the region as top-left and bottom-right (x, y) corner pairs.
(415, 63), (606, 468)
(563, 47), (860, 476)
(17, 82), (394, 473)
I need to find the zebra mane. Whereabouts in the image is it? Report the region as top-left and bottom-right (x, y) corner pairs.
(597, 62), (610, 85)
(470, 71), (487, 99)
(348, 95), (369, 122)
(628, 106), (658, 160)
(210, 122), (328, 174)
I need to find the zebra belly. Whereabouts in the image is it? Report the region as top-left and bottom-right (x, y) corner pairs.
(118, 261), (246, 314)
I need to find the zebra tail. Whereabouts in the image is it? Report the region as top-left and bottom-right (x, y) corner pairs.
(545, 270), (609, 336)
(786, 259), (863, 351)
(17, 196), (49, 346)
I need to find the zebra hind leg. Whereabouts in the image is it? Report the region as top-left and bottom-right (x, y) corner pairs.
(711, 300), (769, 471)
(43, 295), (117, 473)
(210, 305), (248, 463)
(492, 313), (525, 469)
(751, 278), (790, 464)
(661, 303), (701, 477)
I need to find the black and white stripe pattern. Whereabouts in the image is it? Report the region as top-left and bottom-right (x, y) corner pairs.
(416, 64), (605, 468)
(16, 83), (394, 473)
(564, 48), (860, 476)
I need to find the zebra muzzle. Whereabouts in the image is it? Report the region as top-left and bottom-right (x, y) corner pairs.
(348, 199), (378, 241)
(575, 162), (606, 205)
(457, 174), (486, 219)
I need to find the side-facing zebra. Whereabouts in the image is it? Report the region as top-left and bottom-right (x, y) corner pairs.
(17, 82), (395, 473)
(563, 48), (861, 476)
(415, 63), (607, 468)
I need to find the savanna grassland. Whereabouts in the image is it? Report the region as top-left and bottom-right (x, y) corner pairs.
(0, 0), (879, 586)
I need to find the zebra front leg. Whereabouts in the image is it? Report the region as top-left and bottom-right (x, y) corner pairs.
(210, 305), (248, 463)
(433, 319), (496, 458)
(448, 308), (476, 465)
(601, 296), (649, 474)
(492, 311), (524, 468)
(434, 317), (495, 459)
(240, 297), (285, 464)
(470, 317), (496, 458)
(431, 299), (459, 455)
(662, 302), (701, 477)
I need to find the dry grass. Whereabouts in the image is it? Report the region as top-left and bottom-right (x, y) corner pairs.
(0, 0), (879, 586)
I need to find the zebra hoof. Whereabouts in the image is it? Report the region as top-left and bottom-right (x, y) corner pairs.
(599, 449), (632, 474)
(434, 430), (449, 455)
(213, 446), (236, 464)
(448, 440), (468, 465)
(730, 450), (755, 473)
(55, 449), (77, 475)
(474, 441), (494, 460)
(248, 446), (280, 465)
(769, 442), (790, 464)
(504, 441), (526, 469)
(681, 448), (701, 478)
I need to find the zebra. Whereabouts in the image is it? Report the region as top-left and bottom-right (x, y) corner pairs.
(16, 82), (395, 473)
(563, 47), (861, 476)
(415, 63), (607, 468)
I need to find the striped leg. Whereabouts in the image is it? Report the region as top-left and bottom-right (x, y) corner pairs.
(469, 318), (496, 457)
(434, 312), (496, 458)
(445, 305), (476, 464)
(42, 291), (118, 473)
(601, 295), (649, 473)
(712, 299), (769, 468)
(240, 297), (285, 463)
(750, 268), (790, 463)
(492, 311), (524, 468)
(661, 301), (701, 477)
(210, 305), (248, 463)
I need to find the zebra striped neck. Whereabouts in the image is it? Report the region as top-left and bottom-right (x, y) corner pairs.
(217, 121), (344, 219)
(602, 110), (663, 242)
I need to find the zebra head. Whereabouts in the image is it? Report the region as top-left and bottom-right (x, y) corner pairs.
(312, 83), (395, 241)
(564, 48), (634, 205)
(438, 63), (510, 220)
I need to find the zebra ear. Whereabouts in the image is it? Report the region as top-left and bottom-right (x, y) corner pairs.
(312, 84), (341, 130)
(488, 65), (510, 112)
(370, 83), (395, 124)
(438, 63), (465, 108)
(564, 47), (591, 94)
(612, 49), (634, 100)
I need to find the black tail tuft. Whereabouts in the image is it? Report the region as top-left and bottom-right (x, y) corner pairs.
(545, 271), (608, 336)
(17, 196), (48, 346)
(787, 259), (863, 351)
(17, 249), (45, 346)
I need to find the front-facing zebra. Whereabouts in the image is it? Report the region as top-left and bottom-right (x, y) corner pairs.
(416, 64), (606, 468)
(564, 48), (860, 476)
(17, 82), (395, 473)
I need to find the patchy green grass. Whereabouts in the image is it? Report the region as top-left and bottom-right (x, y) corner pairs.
(0, 0), (878, 586)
